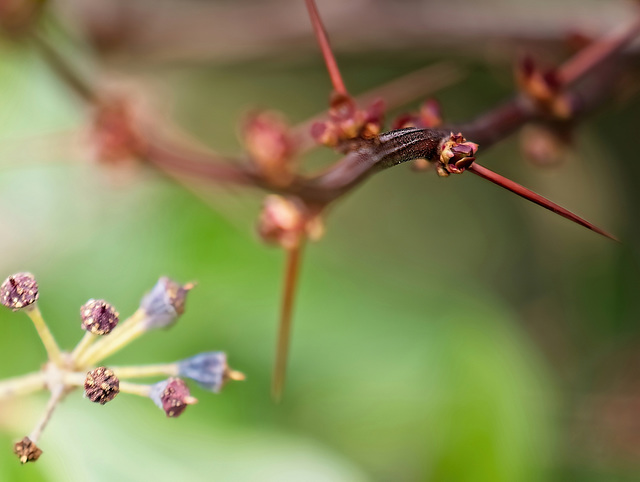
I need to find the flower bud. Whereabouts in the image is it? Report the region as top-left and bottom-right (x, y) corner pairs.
(439, 133), (478, 174)
(91, 99), (144, 165)
(520, 124), (569, 166)
(85, 367), (120, 404)
(311, 121), (339, 147)
(0, 272), (38, 311)
(139, 277), (194, 330)
(257, 195), (306, 249)
(13, 437), (42, 464)
(149, 378), (197, 418)
(313, 93), (386, 147)
(177, 352), (245, 393)
(243, 111), (296, 187)
(80, 299), (119, 335)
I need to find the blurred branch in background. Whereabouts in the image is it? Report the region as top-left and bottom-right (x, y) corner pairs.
(51, 0), (640, 64)
(0, 0), (639, 480)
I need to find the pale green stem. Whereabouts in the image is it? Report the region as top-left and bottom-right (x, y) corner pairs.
(111, 364), (178, 379)
(0, 372), (46, 400)
(77, 323), (146, 368)
(117, 381), (153, 398)
(75, 309), (147, 368)
(70, 332), (95, 362)
(24, 305), (63, 367)
(28, 385), (65, 443)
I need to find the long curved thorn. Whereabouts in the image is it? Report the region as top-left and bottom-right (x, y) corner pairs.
(468, 163), (619, 242)
(305, 0), (348, 96)
(271, 242), (305, 402)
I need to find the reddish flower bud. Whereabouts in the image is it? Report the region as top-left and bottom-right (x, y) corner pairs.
(314, 93), (386, 147)
(80, 299), (119, 335)
(150, 378), (197, 418)
(85, 367), (120, 404)
(439, 132), (478, 174)
(256, 195), (324, 249)
(243, 111), (296, 187)
(392, 113), (417, 130)
(520, 124), (570, 166)
(13, 436), (42, 464)
(393, 99), (442, 130)
(419, 99), (443, 128)
(516, 56), (572, 119)
(0, 272), (38, 311)
(311, 121), (339, 147)
(256, 195), (306, 249)
(91, 99), (144, 165)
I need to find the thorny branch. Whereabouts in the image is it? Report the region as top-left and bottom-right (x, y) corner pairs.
(6, 0), (639, 400)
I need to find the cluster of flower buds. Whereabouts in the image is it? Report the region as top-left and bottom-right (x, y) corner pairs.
(437, 133), (479, 176)
(311, 92), (385, 150)
(0, 272), (244, 464)
(242, 110), (297, 188)
(91, 98), (145, 165)
(517, 56), (572, 119)
(256, 195), (324, 249)
(393, 98), (443, 130)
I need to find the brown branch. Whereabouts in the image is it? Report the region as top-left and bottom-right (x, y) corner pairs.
(29, 9), (640, 228)
(292, 61), (466, 153)
(143, 135), (258, 187)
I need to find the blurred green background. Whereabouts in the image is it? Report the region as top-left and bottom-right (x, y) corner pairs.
(0, 1), (639, 481)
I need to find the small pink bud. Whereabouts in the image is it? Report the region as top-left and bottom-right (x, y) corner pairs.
(243, 111), (296, 187)
(439, 133), (479, 174)
(419, 99), (442, 128)
(257, 195), (306, 249)
(311, 121), (339, 147)
(256, 195), (324, 248)
(91, 99), (143, 165)
(150, 378), (197, 418)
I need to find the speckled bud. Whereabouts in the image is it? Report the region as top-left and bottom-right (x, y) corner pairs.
(150, 378), (197, 418)
(85, 367), (120, 404)
(80, 299), (119, 335)
(139, 277), (194, 330)
(13, 437), (42, 464)
(0, 272), (38, 311)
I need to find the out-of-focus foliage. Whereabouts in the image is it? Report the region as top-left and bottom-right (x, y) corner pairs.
(0, 2), (638, 480)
